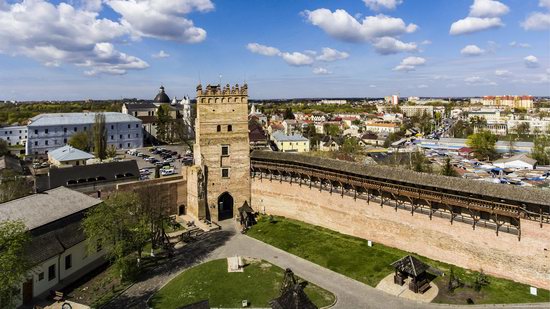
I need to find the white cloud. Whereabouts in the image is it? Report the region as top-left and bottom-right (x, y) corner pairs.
(469, 0), (509, 18)
(152, 50), (170, 58)
(313, 67), (331, 75)
(0, 0), (150, 75)
(521, 12), (550, 30)
(417, 84), (428, 88)
(509, 41), (531, 48)
(524, 55), (539, 68)
(394, 56), (426, 71)
(246, 43), (281, 56)
(495, 69), (511, 77)
(281, 52), (314, 66)
(369, 84), (377, 88)
(304, 9), (417, 43)
(460, 45), (485, 56)
(316, 47), (349, 62)
(464, 76), (497, 85)
(372, 37), (417, 55)
(450, 17), (503, 35)
(246, 44), (347, 70)
(363, 0), (403, 11)
(106, 0), (213, 43)
(421, 40), (432, 45)
(540, 0), (550, 9)
(81, 42), (149, 75)
(450, 0), (508, 35)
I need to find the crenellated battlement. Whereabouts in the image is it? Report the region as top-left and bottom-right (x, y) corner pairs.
(196, 83), (248, 97)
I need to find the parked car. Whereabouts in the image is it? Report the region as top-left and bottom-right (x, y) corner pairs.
(164, 158), (174, 163)
(161, 168), (175, 176)
(139, 168), (151, 175)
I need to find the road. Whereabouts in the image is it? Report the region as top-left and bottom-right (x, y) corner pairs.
(105, 220), (549, 309)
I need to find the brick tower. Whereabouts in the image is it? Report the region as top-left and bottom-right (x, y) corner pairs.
(187, 84), (251, 222)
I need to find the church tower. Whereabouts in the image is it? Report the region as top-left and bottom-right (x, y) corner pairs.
(187, 84), (251, 222)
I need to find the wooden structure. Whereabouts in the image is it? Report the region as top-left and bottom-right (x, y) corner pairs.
(250, 151), (550, 240)
(270, 269), (317, 309)
(391, 255), (433, 294)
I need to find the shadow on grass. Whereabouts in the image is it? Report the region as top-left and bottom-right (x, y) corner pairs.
(101, 228), (235, 309)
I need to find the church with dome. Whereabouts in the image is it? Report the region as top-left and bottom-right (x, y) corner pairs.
(121, 86), (194, 143)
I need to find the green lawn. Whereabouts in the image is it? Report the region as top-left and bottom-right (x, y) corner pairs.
(150, 258), (335, 308)
(247, 215), (550, 305)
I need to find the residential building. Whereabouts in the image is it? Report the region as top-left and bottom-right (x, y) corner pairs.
(271, 131), (310, 152)
(311, 112), (327, 123)
(365, 123), (401, 134)
(26, 112), (143, 156)
(249, 120), (269, 150)
(481, 95), (534, 109)
(282, 119), (299, 134)
(0, 125), (27, 146)
(319, 136), (343, 152)
(494, 154), (537, 170)
(507, 116), (550, 135)
(318, 99), (347, 105)
(468, 109), (502, 122)
(400, 105), (434, 118)
(47, 145), (94, 167)
(0, 187), (104, 307)
(385, 95), (399, 105)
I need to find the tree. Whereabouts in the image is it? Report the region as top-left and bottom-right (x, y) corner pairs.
(341, 137), (361, 155)
(92, 113), (107, 160)
(0, 220), (30, 308)
(106, 145), (117, 158)
(283, 107), (295, 120)
(506, 134), (516, 156)
(156, 105), (172, 142)
(473, 269), (490, 292)
(0, 140), (8, 156)
(467, 131), (498, 161)
(323, 124), (340, 137)
(83, 192), (149, 281)
(410, 150), (432, 173)
(531, 136), (550, 165)
(0, 170), (30, 203)
(514, 122), (530, 138)
(68, 131), (91, 152)
(441, 157), (459, 177)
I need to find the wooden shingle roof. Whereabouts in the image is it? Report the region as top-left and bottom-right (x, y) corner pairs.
(250, 151), (550, 207)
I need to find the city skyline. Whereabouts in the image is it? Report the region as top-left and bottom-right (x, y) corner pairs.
(0, 0), (549, 100)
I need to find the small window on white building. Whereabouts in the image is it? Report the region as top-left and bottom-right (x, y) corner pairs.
(48, 264), (56, 281)
(38, 272), (44, 281)
(65, 254), (72, 270)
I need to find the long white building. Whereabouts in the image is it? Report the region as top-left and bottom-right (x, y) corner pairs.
(26, 112), (143, 155)
(0, 125), (28, 146)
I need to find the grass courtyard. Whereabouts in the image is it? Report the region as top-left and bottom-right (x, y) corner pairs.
(149, 258), (335, 308)
(247, 215), (550, 305)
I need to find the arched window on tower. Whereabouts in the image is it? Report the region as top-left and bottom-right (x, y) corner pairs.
(228, 125), (233, 132)
(217, 125), (221, 132)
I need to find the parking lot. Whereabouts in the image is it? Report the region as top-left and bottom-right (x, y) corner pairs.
(119, 144), (193, 180)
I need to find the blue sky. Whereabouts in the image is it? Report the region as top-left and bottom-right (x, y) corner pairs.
(0, 0), (548, 100)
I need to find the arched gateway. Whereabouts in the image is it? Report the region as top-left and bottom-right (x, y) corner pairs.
(218, 192), (234, 221)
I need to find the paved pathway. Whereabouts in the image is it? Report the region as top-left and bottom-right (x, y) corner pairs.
(105, 220), (550, 309)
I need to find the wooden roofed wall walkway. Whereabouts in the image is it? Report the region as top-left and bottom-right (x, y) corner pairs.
(250, 154), (550, 241)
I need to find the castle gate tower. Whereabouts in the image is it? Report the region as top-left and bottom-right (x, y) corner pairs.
(187, 84), (251, 222)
